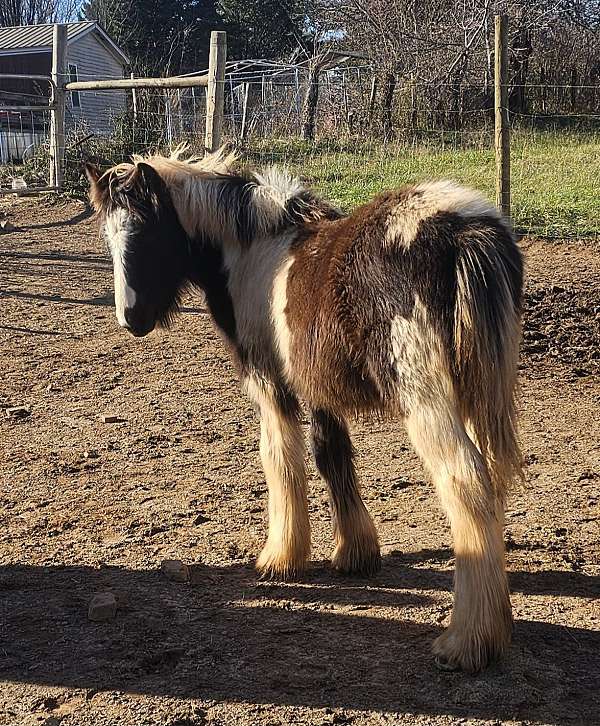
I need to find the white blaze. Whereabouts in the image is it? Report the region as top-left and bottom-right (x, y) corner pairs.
(104, 209), (137, 327)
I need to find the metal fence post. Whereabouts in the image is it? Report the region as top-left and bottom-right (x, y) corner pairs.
(204, 31), (227, 154)
(49, 23), (67, 189)
(240, 82), (250, 142)
(495, 14), (510, 217)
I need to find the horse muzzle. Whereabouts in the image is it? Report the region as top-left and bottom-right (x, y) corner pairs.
(122, 305), (155, 337)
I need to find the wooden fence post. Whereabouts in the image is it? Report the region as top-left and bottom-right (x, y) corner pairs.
(495, 14), (510, 217)
(368, 76), (377, 122)
(130, 72), (138, 123)
(204, 31), (227, 154)
(49, 23), (67, 189)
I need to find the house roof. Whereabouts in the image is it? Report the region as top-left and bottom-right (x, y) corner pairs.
(0, 21), (129, 64)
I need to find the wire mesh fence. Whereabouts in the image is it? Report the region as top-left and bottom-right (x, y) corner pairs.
(60, 70), (597, 239)
(2, 63), (598, 238)
(56, 73), (600, 239)
(0, 73), (55, 192)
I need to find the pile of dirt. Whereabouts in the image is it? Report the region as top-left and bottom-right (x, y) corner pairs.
(523, 284), (600, 373)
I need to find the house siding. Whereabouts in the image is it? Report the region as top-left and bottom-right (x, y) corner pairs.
(66, 32), (126, 135)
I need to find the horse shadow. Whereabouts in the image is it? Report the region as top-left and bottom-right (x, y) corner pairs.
(1, 551), (598, 723)
(9, 206), (94, 231)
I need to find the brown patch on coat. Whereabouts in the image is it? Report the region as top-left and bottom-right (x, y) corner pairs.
(283, 189), (417, 417)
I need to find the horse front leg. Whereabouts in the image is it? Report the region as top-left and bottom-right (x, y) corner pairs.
(248, 379), (310, 579)
(310, 409), (381, 575)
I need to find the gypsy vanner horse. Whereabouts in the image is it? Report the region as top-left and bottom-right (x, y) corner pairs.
(85, 148), (523, 673)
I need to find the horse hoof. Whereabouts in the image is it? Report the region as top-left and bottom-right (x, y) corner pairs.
(432, 622), (510, 673)
(434, 654), (460, 672)
(255, 546), (308, 581)
(331, 541), (381, 577)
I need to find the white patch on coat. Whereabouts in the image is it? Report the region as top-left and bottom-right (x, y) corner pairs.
(385, 180), (503, 248)
(103, 208), (137, 327)
(390, 298), (453, 409)
(224, 230), (297, 375)
(271, 255), (295, 379)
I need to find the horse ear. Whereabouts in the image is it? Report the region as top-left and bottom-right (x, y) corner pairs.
(84, 162), (107, 211)
(135, 162), (168, 210)
(84, 162), (102, 185)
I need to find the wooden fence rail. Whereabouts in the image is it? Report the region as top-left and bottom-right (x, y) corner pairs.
(45, 28), (227, 189)
(65, 75), (209, 91)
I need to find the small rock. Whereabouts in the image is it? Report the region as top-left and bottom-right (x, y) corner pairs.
(192, 513), (210, 525)
(101, 414), (122, 423)
(0, 219), (17, 233)
(161, 559), (190, 583)
(5, 406), (30, 419)
(111, 589), (130, 609)
(88, 591), (117, 621)
(83, 449), (99, 459)
(46, 382), (58, 392)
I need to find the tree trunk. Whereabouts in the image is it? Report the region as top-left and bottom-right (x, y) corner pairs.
(301, 66), (320, 141)
(368, 76), (378, 123)
(509, 25), (532, 115)
(570, 67), (578, 113)
(381, 71), (396, 141)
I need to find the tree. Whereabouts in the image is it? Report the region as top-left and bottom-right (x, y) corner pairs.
(81, 0), (222, 75)
(216, 0), (311, 59)
(314, 0), (600, 134)
(0, 0), (78, 26)
(82, 0), (313, 74)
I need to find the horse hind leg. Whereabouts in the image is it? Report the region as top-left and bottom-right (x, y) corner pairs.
(405, 396), (512, 672)
(310, 409), (381, 576)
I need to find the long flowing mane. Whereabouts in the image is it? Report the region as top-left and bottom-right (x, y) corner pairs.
(106, 144), (238, 184)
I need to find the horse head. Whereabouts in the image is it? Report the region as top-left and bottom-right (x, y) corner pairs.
(85, 160), (189, 337)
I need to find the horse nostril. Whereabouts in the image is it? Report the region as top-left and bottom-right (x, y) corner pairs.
(123, 307), (135, 328)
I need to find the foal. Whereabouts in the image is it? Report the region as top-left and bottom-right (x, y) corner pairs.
(86, 148), (523, 672)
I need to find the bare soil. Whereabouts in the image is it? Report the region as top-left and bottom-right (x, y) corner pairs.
(0, 197), (599, 726)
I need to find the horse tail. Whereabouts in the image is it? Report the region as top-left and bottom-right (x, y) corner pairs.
(453, 218), (524, 497)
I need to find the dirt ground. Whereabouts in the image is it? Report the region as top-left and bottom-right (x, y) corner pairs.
(0, 196), (598, 726)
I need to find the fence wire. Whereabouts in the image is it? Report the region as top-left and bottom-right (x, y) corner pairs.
(2, 70), (598, 238)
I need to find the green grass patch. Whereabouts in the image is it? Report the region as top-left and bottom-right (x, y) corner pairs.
(246, 131), (600, 238)
(3, 129), (597, 238)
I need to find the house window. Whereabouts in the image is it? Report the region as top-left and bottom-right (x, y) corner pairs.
(69, 64), (81, 109)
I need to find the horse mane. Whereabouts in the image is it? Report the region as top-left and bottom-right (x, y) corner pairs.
(93, 145), (343, 242)
(106, 144), (239, 183)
